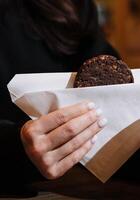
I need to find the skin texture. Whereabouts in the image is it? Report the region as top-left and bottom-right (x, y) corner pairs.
(20, 101), (106, 180)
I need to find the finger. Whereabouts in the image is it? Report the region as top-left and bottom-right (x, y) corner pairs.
(54, 140), (93, 178)
(46, 108), (102, 151)
(51, 120), (103, 161)
(36, 101), (96, 133)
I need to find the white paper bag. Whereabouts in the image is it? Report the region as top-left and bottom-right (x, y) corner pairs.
(7, 69), (140, 182)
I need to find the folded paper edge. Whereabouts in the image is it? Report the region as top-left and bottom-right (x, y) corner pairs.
(6, 69), (140, 102)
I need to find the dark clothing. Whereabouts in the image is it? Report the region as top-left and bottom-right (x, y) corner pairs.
(0, 1), (131, 196)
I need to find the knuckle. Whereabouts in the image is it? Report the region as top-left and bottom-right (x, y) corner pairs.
(42, 153), (53, 168)
(71, 154), (79, 165)
(84, 142), (92, 152)
(24, 121), (38, 136)
(45, 136), (53, 149)
(89, 123), (99, 134)
(56, 111), (68, 124)
(77, 105), (85, 114)
(65, 122), (76, 136)
(87, 111), (96, 122)
(33, 141), (46, 155)
(88, 126), (97, 134)
(27, 126), (36, 136)
(32, 120), (41, 131)
(71, 138), (81, 149)
(21, 122), (34, 142)
(88, 126), (95, 135)
(45, 167), (58, 180)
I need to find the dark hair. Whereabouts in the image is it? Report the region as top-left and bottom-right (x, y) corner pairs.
(2, 0), (98, 56)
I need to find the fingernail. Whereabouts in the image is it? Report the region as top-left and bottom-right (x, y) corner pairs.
(96, 108), (103, 117)
(87, 102), (96, 110)
(98, 117), (108, 128)
(91, 135), (98, 144)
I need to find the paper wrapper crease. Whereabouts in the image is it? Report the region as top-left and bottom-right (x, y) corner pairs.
(7, 69), (140, 182)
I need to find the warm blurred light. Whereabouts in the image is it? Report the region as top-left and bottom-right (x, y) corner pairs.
(95, 0), (140, 68)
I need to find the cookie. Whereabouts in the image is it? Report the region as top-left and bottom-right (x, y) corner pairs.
(74, 55), (134, 87)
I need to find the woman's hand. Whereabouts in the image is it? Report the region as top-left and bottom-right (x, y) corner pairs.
(20, 101), (107, 180)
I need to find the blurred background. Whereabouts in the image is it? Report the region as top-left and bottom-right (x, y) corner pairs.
(95, 0), (140, 68)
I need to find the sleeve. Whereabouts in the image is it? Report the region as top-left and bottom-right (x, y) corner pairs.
(0, 74), (44, 196)
(0, 29), (44, 195)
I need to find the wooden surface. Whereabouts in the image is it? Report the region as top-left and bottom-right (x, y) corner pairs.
(1, 164), (140, 199)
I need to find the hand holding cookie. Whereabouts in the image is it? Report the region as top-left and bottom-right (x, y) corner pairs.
(20, 101), (107, 179)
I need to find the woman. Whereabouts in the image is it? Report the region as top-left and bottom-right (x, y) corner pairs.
(0, 0), (119, 196)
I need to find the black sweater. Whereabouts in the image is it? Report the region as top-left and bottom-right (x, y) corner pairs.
(0, 1), (123, 195)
